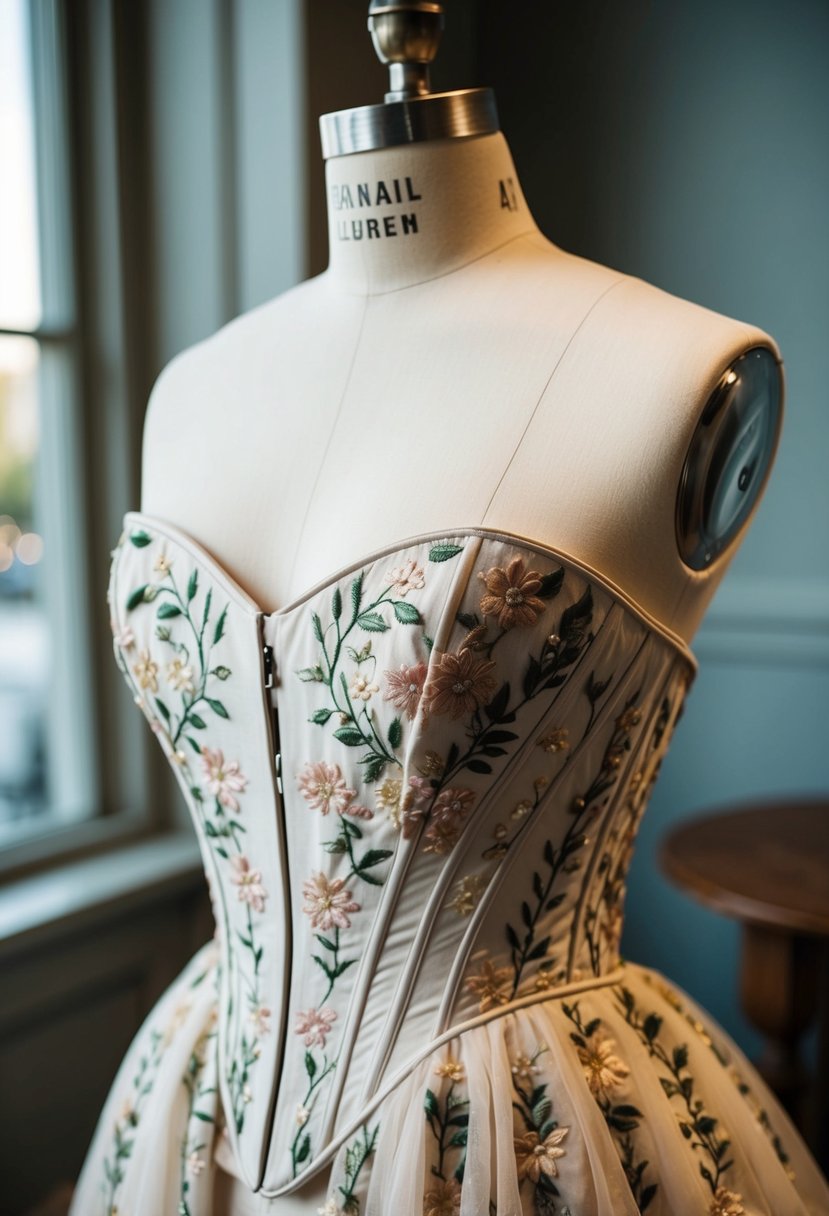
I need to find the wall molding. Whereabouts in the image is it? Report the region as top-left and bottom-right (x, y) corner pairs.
(694, 574), (829, 666)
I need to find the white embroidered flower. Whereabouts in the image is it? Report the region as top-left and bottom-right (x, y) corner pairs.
(295, 1104), (310, 1126)
(153, 551), (172, 574)
(511, 1053), (540, 1080)
(132, 649), (158, 692)
(578, 1035), (629, 1096)
(297, 761), (356, 816)
(200, 746), (248, 811)
(249, 1005), (272, 1036)
(230, 854), (268, 913)
(376, 777), (403, 827)
(449, 872), (487, 916)
(709, 1187), (745, 1216)
(317, 1200), (344, 1216)
(514, 1126), (569, 1182)
(187, 1150), (205, 1177)
(294, 1005), (337, 1048)
(349, 672), (379, 702)
(166, 657), (195, 693)
(113, 622), (135, 650)
(242, 1083), (253, 1104)
(302, 872), (360, 931)
(434, 1058), (464, 1082)
(385, 558), (425, 596)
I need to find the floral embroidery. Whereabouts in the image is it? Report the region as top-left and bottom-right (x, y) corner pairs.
(615, 985), (738, 1202)
(178, 1007), (218, 1215)
(386, 557), (425, 596)
(294, 1006), (338, 1048)
(297, 761), (368, 818)
(563, 1002), (657, 1211)
(511, 1044), (570, 1211)
(514, 1127), (569, 1181)
(709, 1188), (745, 1216)
(449, 872), (488, 916)
(133, 648), (159, 692)
(302, 872), (360, 931)
(478, 557), (547, 629)
(422, 648), (497, 719)
(424, 1054), (469, 1195)
(383, 661), (428, 718)
(465, 959), (512, 1011)
(349, 672), (379, 701)
(231, 854), (268, 912)
(201, 746), (248, 811)
(537, 727), (569, 754)
(329, 1123), (379, 1215)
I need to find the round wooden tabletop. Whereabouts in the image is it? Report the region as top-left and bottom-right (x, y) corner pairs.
(659, 799), (829, 936)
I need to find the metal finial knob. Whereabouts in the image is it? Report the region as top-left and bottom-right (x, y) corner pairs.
(368, 1), (445, 102)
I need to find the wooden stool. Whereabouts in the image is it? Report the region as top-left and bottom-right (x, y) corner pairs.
(659, 798), (829, 1168)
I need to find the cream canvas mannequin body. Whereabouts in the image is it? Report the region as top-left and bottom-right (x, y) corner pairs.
(142, 132), (779, 649)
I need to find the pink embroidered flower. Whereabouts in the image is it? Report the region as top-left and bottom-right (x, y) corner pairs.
(423, 819), (462, 855)
(478, 557), (546, 629)
(112, 622), (134, 650)
(422, 649), (497, 719)
(297, 762), (356, 816)
(383, 662), (428, 719)
(399, 774), (434, 838)
(230, 854), (268, 913)
(249, 1005), (272, 1036)
(302, 872), (360, 930)
(431, 787), (475, 826)
(385, 558), (425, 596)
(294, 1005), (337, 1048)
(201, 746), (248, 811)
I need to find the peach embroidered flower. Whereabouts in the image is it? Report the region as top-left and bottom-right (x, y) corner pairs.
(465, 959), (512, 1012)
(434, 1058), (465, 1082)
(578, 1035), (629, 1096)
(302, 872), (360, 930)
(349, 672), (379, 702)
(166, 657), (195, 693)
(431, 787), (475, 826)
(385, 558), (425, 596)
(478, 557), (545, 629)
(294, 1005), (337, 1048)
(514, 1126), (569, 1182)
(449, 872), (488, 916)
(422, 649), (497, 719)
(399, 774), (434, 837)
(132, 649), (158, 692)
(249, 1005), (272, 1036)
(201, 746), (248, 811)
(709, 1187), (745, 1216)
(383, 662), (427, 719)
(297, 761), (356, 816)
(113, 622), (134, 650)
(231, 855), (268, 913)
(423, 819), (461, 855)
(422, 1177), (462, 1216)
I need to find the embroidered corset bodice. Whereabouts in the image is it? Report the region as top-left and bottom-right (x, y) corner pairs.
(108, 513), (695, 1196)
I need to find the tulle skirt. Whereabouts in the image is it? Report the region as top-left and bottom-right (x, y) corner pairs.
(70, 941), (829, 1216)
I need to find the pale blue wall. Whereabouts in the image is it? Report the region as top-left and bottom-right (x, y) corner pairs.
(480, 0), (829, 1053)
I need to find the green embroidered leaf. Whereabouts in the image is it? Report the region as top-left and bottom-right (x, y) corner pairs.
(486, 681), (511, 721)
(429, 543), (463, 562)
(356, 848), (394, 871)
(311, 707), (333, 725)
(466, 759), (492, 775)
(422, 633), (433, 651)
(332, 959), (356, 979)
(456, 611), (478, 630)
(312, 612), (324, 643)
(527, 936), (551, 962)
(297, 665), (325, 682)
(393, 600), (421, 624)
(424, 1088), (439, 1117)
(126, 584), (149, 611)
(643, 1013), (662, 1043)
(679, 1120), (693, 1139)
(506, 923), (521, 951)
(213, 605), (227, 645)
(356, 611), (388, 633)
(673, 1044), (689, 1070)
(206, 698), (229, 719)
(130, 530), (152, 548)
(188, 713), (207, 730)
(324, 838), (348, 854)
(449, 1130), (468, 1148)
(342, 818), (363, 839)
(201, 587), (212, 630)
(155, 625), (172, 642)
(537, 567), (564, 599)
(154, 697), (171, 722)
(157, 601), (181, 620)
(211, 665), (231, 680)
(305, 1051), (317, 1080)
(190, 785), (203, 800)
(362, 754), (386, 782)
(350, 571), (364, 616)
(388, 717), (402, 748)
(641, 1184), (658, 1211)
(332, 587), (342, 621)
(187, 736), (202, 756)
(334, 727), (365, 747)
(187, 569), (198, 602)
(315, 934), (337, 951)
(613, 1104), (644, 1118)
(193, 1109), (215, 1123)
(296, 1134), (311, 1165)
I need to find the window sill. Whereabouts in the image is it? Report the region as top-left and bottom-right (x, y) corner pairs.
(0, 830), (203, 963)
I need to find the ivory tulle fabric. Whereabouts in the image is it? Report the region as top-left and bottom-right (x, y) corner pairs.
(70, 513), (829, 1216)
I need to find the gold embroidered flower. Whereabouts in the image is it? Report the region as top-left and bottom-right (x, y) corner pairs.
(434, 1058), (465, 1082)
(132, 649), (158, 692)
(422, 1177), (461, 1216)
(201, 746), (248, 811)
(478, 557), (545, 629)
(616, 706), (642, 731)
(376, 777), (403, 827)
(231, 854), (268, 913)
(449, 872), (488, 916)
(537, 727), (570, 754)
(302, 872), (360, 930)
(166, 657), (195, 693)
(383, 662), (428, 719)
(709, 1188), (745, 1216)
(423, 649), (497, 719)
(349, 671), (379, 702)
(578, 1035), (629, 1096)
(514, 1126), (569, 1182)
(153, 551), (172, 574)
(385, 558), (425, 596)
(511, 1053), (540, 1080)
(294, 1004), (337, 1048)
(465, 959), (512, 1012)
(297, 761), (356, 816)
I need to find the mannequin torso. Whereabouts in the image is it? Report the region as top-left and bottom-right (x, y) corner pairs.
(141, 132), (777, 644)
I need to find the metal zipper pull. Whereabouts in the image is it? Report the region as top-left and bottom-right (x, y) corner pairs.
(263, 643), (275, 689)
(275, 751), (283, 796)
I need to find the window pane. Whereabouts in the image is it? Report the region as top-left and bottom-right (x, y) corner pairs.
(0, 0), (41, 331)
(0, 335), (46, 828)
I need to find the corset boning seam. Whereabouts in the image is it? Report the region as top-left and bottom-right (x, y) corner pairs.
(260, 963), (627, 1198)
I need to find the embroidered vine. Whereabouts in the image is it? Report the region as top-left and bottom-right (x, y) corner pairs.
(178, 1011), (218, 1214)
(425, 1057), (470, 1192)
(511, 1045), (571, 1216)
(562, 1002), (657, 1212)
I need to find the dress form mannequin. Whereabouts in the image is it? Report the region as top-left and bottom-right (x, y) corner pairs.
(129, 6), (792, 1211)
